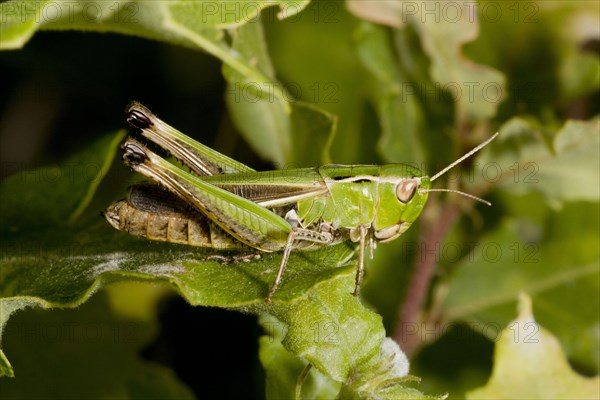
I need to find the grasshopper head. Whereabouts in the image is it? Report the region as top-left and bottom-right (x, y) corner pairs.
(373, 165), (430, 242)
(372, 133), (499, 242)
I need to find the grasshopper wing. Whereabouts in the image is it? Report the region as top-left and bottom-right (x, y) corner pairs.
(122, 139), (291, 251)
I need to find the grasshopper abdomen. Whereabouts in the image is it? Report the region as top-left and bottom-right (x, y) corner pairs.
(105, 184), (243, 249)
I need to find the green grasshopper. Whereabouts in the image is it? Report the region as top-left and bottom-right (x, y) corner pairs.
(105, 102), (497, 303)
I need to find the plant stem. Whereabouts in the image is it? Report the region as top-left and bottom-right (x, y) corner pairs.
(393, 201), (460, 357)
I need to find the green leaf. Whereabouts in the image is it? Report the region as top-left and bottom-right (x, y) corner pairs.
(354, 21), (425, 165)
(260, 319), (440, 400)
(259, 314), (342, 399)
(410, 7), (506, 123)
(467, 294), (600, 399)
(341, 338), (445, 400)
(548, 2), (600, 104)
(224, 19), (336, 165)
(224, 18), (292, 164)
(0, 131), (125, 376)
(104, 281), (173, 321)
(1, 130), (125, 234)
(265, 2), (377, 164)
(167, 0), (309, 30)
(265, 272), (384, 382)
(559, 47), (600, 104)
(288, 101), (337, 166)
(0, 0), (309, 50)
(471, 117), (600, 206)
(0, 300), (25, 377)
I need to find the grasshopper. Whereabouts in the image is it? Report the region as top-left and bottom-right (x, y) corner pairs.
(105, 102), (497, 303)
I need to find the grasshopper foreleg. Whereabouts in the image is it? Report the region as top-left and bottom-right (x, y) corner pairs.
(266, 227), (333, 303)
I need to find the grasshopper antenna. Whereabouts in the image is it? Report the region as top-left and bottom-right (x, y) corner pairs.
(430, 132), (499, 182)
(419, 188), (491, 206)
(424, 132), (499, 206)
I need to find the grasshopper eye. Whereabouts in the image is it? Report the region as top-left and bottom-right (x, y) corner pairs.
(396, 178), (419, 203)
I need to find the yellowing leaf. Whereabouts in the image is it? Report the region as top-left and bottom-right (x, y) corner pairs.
(443, 210), (599, 372)
(467, 294), (600, 400)
(472, 117), (600, 206)
(347, 0), (506, 122)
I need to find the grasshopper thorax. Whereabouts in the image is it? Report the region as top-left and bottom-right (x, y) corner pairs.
(317, 164), (430, 243)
